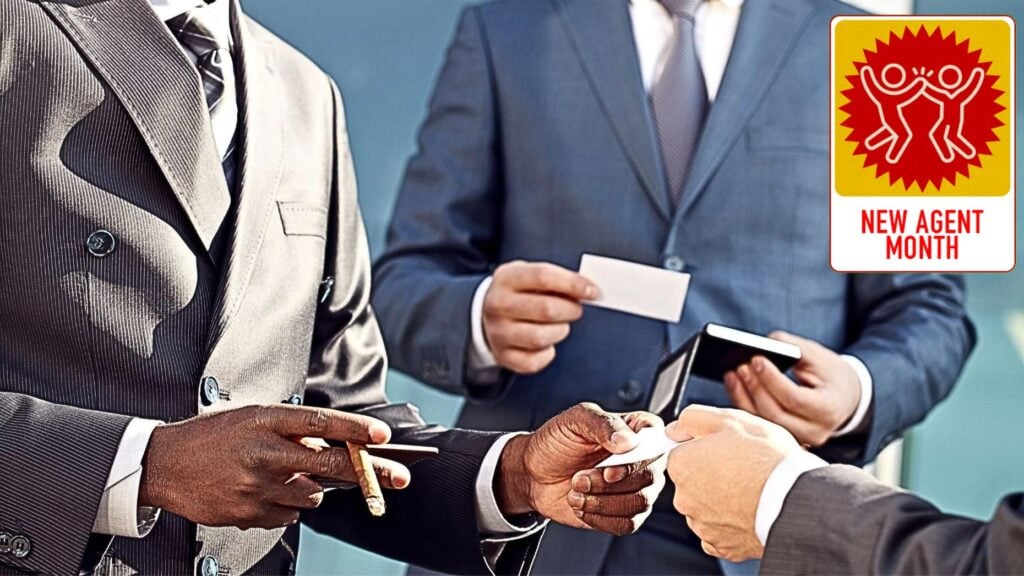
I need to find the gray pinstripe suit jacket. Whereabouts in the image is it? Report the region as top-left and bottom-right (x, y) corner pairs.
(762, 465), (1024, 575)
(0, 1), (538, 574)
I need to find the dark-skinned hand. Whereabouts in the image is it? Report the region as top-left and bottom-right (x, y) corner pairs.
(497, 403), (666, 536)
(138, 405), (411, 530)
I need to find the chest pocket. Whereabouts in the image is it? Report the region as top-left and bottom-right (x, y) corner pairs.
(277, 201), (328, 239)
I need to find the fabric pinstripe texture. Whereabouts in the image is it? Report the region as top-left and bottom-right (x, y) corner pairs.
(650, 0), (708, 208)
(0, 0), (539, 574)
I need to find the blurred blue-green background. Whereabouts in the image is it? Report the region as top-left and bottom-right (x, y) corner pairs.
(238, 1), (1024, 573)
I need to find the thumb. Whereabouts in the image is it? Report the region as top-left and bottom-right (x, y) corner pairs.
(667, 405), (727, 442)
(769, 330), (828, 366)
(767, 330), (812, 349)
(569, 403), (639, 454)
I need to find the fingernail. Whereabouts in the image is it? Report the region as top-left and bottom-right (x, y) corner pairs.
(753, 357), (765, 373)
(611, 430), (634, 449)
(574, 509), (584, 519)
(394, 474), (410, 489)
(568, 492), (585, 509)
(603, 466), (626, 484)
(572, 473), (592, 494)
(585, 284), (600, 300)
(738, 365), (750, 380)
(310, 491), (324, 507)
(369, 422), (390, 443)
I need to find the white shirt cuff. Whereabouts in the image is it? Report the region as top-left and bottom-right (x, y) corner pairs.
(833, 355), (874, 437)
(467, 276), (504, 384)
(754, 451), (828, 545)
(92, 418), (163, 538)
(475, 432), (546, 536)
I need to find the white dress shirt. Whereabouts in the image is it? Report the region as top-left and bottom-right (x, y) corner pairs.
(754, 451), (828, 545)
(96, 0), (531, 540)
(466, 0), (874, 435)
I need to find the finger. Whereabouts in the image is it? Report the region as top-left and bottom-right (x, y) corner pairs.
(506, 262), (599, 301)
(243, 505), (301, 530)
(371, 455), (412, 490)
(498, 347), (557, 375)
(750, 356), (816, 414)
(282, 443), (412, 488)
(491, 292), (585, 324)
(622, 411), (664, 432)
(495, 321), (572, 351)
(575, 512), (644, 537)
(572, 459), (660, 495)
(275, 474), (326, 510)
(568, 490), (655, 517)
(702, 541), (725, 559)
(668, 405), (726, 441)
(737, 366), (813, 437)
(263, 405), (391, 445)
(724, 371), (757, 414)
(768, 330), (827, 363)
(566, 403), (638, 454)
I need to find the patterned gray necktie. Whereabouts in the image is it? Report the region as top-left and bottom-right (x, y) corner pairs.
(651, 0), (708, 209)
(167, 7), (238, 192)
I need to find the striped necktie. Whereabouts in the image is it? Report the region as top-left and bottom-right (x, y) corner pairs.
(167, 6), (239, 192)
(651, 0), (708, 210)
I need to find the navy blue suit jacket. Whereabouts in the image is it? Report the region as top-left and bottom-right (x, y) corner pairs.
(374, 0), (975, 571)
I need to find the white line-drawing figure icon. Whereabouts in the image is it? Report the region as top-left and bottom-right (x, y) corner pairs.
(919, 65), (986, 163)
(860, 63), (929, 163)
(859, 62), (987, 165)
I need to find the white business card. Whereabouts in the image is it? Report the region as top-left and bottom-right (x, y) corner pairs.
(578, 254), (690, 323)
(597, 427), (679, 468)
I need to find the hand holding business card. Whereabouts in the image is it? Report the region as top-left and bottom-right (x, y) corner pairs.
(597, 427), (680, 468)
(578, 254), (690, 323)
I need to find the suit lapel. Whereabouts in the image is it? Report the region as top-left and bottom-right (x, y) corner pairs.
(205, 0), (284, 351)
(555, 0), (671, 222)
(40, 0), (232, 257)
(675, 0), (818, 217)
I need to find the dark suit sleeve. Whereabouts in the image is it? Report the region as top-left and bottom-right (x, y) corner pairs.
(300, 79), (539, 576)
(820, 274), (975, 464)
(371, 6), (506, 400)
(762, 465), (1024, 575)
(0, 392), (133, 575)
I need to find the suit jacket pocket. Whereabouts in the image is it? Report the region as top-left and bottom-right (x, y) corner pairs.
(746, 126), (829, 154)
(277, 201), (328, 239)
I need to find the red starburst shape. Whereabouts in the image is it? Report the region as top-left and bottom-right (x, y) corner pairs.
(840, 26), (1005, 191)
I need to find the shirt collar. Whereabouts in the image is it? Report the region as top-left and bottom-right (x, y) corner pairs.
(149, 0), (208, 21)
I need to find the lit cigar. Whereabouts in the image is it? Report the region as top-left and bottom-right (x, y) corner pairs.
(346, 442), (386, 517)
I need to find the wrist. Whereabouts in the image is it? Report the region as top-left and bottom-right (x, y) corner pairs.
(138, 425), (174, 509)
(496, 433), (534, 516)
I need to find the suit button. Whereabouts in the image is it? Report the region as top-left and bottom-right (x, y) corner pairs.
(0, 532), (11, 554)
(9, 535), (30, 559)
(286, 394), (303, 405)
(663, 255), (685, 272)
(201, 376), (221, 406)
(85, 230), (117, 258)
(200, 555), (219, 576)
(617, 380), (644, 404)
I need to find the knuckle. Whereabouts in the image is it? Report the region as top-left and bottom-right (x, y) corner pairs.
(523, 328), (546, 349)
(314, 450), (346, 477)
(536, 300), (557, 322)
(673, 492), (689, 516)
(636, 491), (653, 511)
(305, 409), (329, 434)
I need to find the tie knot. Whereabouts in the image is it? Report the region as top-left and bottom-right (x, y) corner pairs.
(167, 7), (225, 57)
(659, 0), (702, 19)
